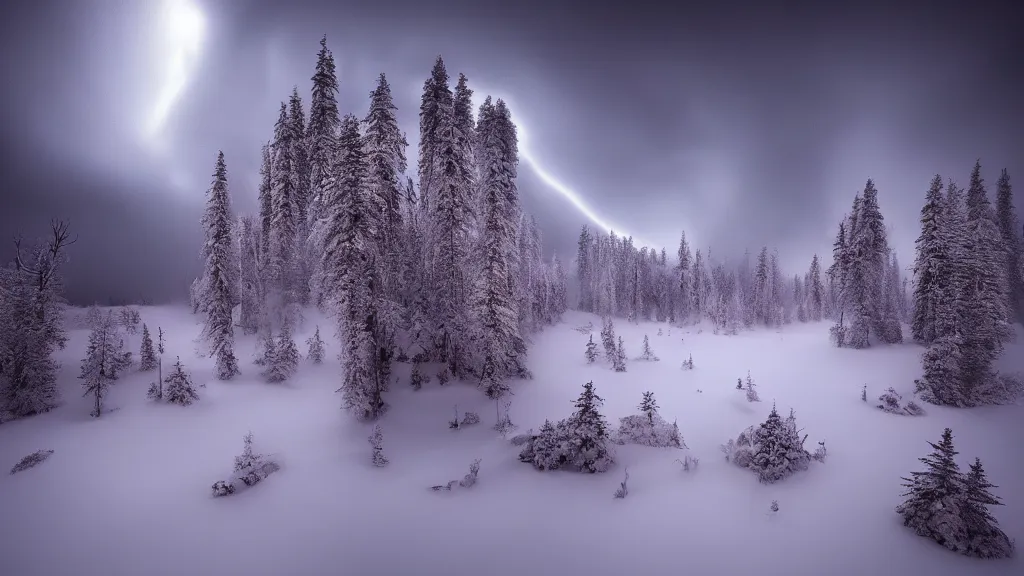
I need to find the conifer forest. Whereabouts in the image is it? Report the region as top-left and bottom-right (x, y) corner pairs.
(1, 6), (1023, 576)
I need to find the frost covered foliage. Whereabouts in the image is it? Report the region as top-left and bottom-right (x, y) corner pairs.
(494, 398), (517, 436)
(675, 454), (699, 472)
(139, 324), (157, 371)
(10, 449), (54, 475)
(197, 152), (241, 381)
(79, 309), (122, 417)
(896, 428), (1015, 559)
(459, 459), (481, 488)
(518, 381), (615, 473)
(305, 326), (325, 364)
(163, 357), (199, 406)
(119, 306), (141, 335)
(613, 468), (629, 499)
(410, 361), (426, 390)
(368, 424), (388, 467)
(877, 387), (926, 416)
(447, 405), (479, 429)
(0, 221), (73, 420)
(744, 371), (761, 402)
(611, 392), (685, 448)
(600, 317), (617, 358)
(681, 354), (694, 370)
(262, 328), (299, 383)
(584, 334), (598, 364)
(721, 405), (815, 483)
(637, 335), (659, 361)
(213, 432), (280, 497)
(613, 336), (627, 372)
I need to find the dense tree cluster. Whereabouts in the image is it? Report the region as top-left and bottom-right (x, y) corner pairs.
(207, 39), (567, 419)
(911, 163), (1022, 407)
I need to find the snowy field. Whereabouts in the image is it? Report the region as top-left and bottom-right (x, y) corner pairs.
(1, 306), (1022, 576)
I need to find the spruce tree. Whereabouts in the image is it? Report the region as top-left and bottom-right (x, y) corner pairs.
(995, 169), (1024, 324)
(577, 226), (594, 312)
(585, 334), (598, 363)
(236, 215), (263, 335)
(307, 35), (340, 226)
(418, 55), (454, 212)
(639, 335), (659, 361)
(677, 231), (692, 322)
(472, 97), (527, 398)
(568, 381), (614, 473)
(198, 152), (241, 380)
(257, 143), (274, 258)
(364, 73), (408, 304)
(614, 336), (627, 372)
(263, 327), (299, 383)
(306, 325), (325, 364)
(269, 103), (299, 329)
(638, 391), (658, 424)
(964, 160), (1012, 351)
(896, 428), (968, 552)
(807, 254), (823, 321)
(962, 458), (1014, 558)
(912, 176), (946, 344)
(164, 357), (199, 406)
(288, 87), (312, 306)
(139, 324), (157, 371)
(751, 405), (787, 483)
(369, 424), (388, 467)
(79, 310), (119, 417)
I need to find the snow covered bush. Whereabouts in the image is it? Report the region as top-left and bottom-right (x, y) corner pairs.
(518, 381), (615, 473)
(611, 392), (685, 448)
(212, 432), (280, 497)
(119, 306), (140, 335)
(306, 326), (325, 364)
(722, 405), (817, 483)
(263, 329), (299, 383)
(410, 361), (426, 390)
(574, 321), (594, 335)
(744, 371), (761, 402)
(675, 454), (699, 472)
(10, 449), (54, 475)
(681, 354), (694, 370)
(877, 387), (926, 416)
(637, 335), (659, 361)
(494, 398), (517, 437)
(459, 459), (481, 488)
(79, 310), (122, 417)
(437, 367), (450, 386)
(461, 411), (480, 427)
(584, 334), (598, 363)
(896, 428), (1015, 558)
(613, 468), (629, 499)
(829, 322), (847, 348)
(368, 424), (388, 467)
(164, 357), (199, 406)
(813, 440), (828, 463)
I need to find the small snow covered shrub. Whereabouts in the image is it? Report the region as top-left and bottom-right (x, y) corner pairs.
(681, 354), (694, 370)
(770, 500), (779, 514)
(861, 384), (867, 402)
(574, 321), (594, 335)
(305, 326), (325, 364)
(509, 430), (534, 446)
(213, 432), (280, 497)
(369, 424), (388, 467)
(494, 399), (517, 437)
(263, 329), (299, 383)
(675, 454), (699, 472)
(896, 428), (1015, 559)
(396, 348), (409, 363)
(613, 468), (629, 499)
(584, 334), (598, 363)
(164, 357), (199, 406)
(877, 387), (926, 416)
(120, 306), (140, 335)
(437, 366), (451, 386)
(744, 371), (760, 402)
(722, 405), (818, 483)
(461, 411), (481, 427)
(829, 322), (847, 347)
(430, 480), (458, 492)
(736, 378), (743, 390)
(637, 335), (659, 361)
(410, 361), (427, 390)
(459, 459), (481, 488)
(813, 440), (828, 463)
(448, 405), (462, 429)
(657, 328), (663, 336)
(612, 391), (685, 448)
(518, 381), (615, 473)
(10, 449), (54, 475)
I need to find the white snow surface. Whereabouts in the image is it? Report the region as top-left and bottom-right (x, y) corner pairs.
(1, 307), (1022, 576)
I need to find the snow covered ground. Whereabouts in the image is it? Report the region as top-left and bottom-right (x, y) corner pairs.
(1, 307), (1022, 576)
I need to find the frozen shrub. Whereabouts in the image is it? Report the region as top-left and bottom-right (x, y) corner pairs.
(120, 306), (140, 335)
(657, 328), (663, 336)
(519, 382), (615, 473)
(736, 378), (743, 390)
(460, 411), (480, 427)
(509, 430), (534, 446)
(494, 399), (517, 437)
(410, 361), (426, 390)
(813, 440), (828, 463)
(574, 321), (594, 334)
(164, 357), (199, 406)
(305, 326), (325, 364)
(723, 406), (817, 483)
(10, 449), (54, 475)
(263, 329), (299, 383)
(146, 379), (163, 401)
(213, 432), (280, 497)
(681, 354), (694, 370)
(770, 500), (779, 513)
(396, 348), (409, 363)
(637, 335), (659, 361)
(437, 367), (450, 386)
(612, 393), (684, 448)
(675, 454), (700, 472)
(829, 322), (847, 347)
(459, 459), (481, 488)
(861, 384), (867, 402)
(877, 387), (927, 416)
(613, 468), (629, 499)
(368, 424), (388, 467)
(448, 405), (462, 429)
(430, 480), (458, 492)
(744, 371), (760, 402)
(584, 334), (598, 363)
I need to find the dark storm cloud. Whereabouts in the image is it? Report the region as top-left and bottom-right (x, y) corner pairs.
(2, 0), (1022, 303)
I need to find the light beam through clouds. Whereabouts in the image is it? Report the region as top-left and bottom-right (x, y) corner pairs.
(470, 90), (655, 249)
(145, 0), (206, 144)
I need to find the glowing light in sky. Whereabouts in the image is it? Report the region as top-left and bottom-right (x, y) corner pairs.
(471, 91), (651, 246)
(145, 0), (206, 141)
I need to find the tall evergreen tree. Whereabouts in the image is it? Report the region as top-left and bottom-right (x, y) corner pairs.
(472, 98), (527, 398)
(79, 309), (119, 418)
(364, 73), (409, 304)
(307, 35), (340, 225)
(912, 175), (946, 344)
(577, 225), (594, 312)
(288, 87), (312, 306)
(236, 215), (263, 335)
(198, 152), (241, 380)
(425, 60), (475, 378)
(418, 55), (454, 213)
(257, 143), (274, 258)
(994, 169), (1024, 324)
(895, 428), (968, 553)
(807, 254), (823, 321)
(268, 102), (300, 329)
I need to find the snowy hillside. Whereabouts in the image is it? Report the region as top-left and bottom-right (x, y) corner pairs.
(1, 307), (1022, 576)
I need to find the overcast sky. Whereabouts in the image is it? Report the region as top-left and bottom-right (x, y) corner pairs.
(1, 0), (1021, 304)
